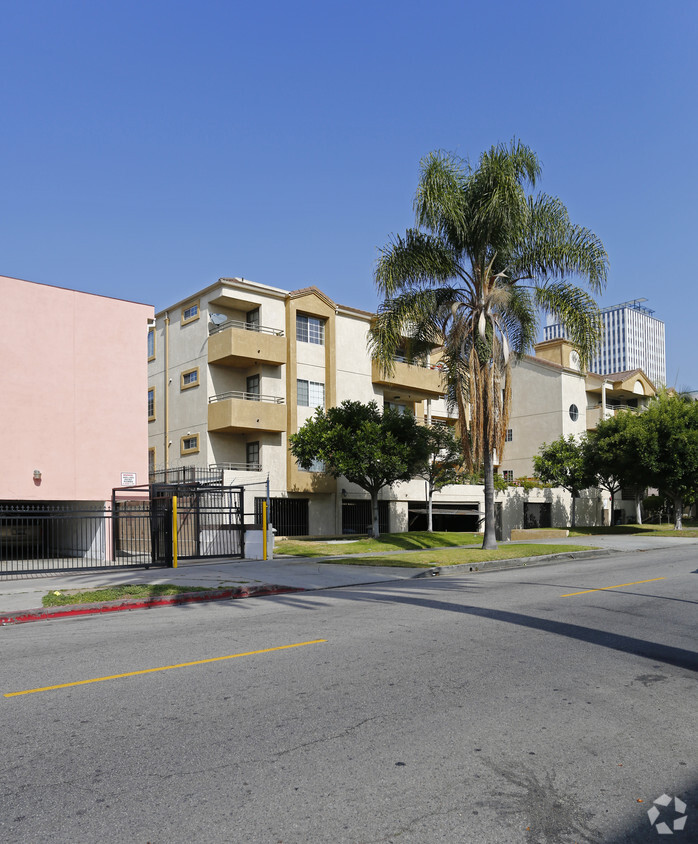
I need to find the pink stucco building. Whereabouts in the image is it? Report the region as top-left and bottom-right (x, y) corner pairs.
(1, 275), (154, 504)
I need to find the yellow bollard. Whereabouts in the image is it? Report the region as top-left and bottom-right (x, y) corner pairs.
(262, 501), (267, 561)
(172, 495), (178, 568)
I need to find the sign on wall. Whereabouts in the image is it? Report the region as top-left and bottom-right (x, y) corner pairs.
(120, 472), (137, 486)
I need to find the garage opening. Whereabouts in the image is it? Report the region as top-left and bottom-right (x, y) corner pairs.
(407, 502), (481, 532)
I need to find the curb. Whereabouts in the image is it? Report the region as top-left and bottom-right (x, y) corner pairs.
(427, 548), (614, 576)
(0, 583), (304, 626)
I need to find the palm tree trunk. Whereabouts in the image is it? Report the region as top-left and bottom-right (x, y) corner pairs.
(571, 494), (576, 529)
(427, 481), (434, 532)
(635, 490), (643, 524)
(481, 450), (497, 550)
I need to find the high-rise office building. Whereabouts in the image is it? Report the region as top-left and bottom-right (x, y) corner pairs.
(544, 299), (666, 386)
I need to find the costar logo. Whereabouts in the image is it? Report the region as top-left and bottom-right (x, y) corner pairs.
(647, 794), (687, 835)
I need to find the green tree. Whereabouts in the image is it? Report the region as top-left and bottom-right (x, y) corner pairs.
(588, 410), (649, 524)
(533, 435), (596, 528)
(370, 141), (607, 549)
(289, 401), (430, 538)
(635, 392), (698, 529)
(413, 424), (464, 531)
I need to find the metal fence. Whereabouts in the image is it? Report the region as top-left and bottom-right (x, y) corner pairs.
(1, 485), (246, 575)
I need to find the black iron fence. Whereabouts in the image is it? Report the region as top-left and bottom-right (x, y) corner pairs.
(1, 485), (245, 575)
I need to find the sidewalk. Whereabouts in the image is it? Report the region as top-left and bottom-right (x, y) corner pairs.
(2, 533), (696, 624)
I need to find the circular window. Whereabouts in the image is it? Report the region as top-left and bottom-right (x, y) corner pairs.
(569, 404), (579, 421)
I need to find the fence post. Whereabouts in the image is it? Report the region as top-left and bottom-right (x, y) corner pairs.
(262, 500), (267, 561)
(172, 495), (178, 568)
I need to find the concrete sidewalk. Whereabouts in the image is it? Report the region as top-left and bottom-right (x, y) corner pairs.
(2, 533), (696, 624)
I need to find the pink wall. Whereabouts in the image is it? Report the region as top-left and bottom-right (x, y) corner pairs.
(1, 276), (154, 501)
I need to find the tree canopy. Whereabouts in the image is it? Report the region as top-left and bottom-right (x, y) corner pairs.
(533, 435), (596, 527)
(289, 400), (430, 537)
(412, 423), (464, 531)
(370, 140), (607, 549)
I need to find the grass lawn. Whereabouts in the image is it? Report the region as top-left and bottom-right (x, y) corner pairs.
(311, 543), (596, 568)
(42, 583), (223, 608)
(275, 531), (482, 558)
(569, 522), (698, 539)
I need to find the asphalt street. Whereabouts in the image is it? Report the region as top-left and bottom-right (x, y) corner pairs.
(1, 544), (697, 843)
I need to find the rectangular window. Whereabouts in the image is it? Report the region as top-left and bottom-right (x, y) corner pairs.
(182, 302), (200, 324)
(503, 470), (514, 481)
(180, 367), (199, 390)
(148, 447), (156, 478)
(246, 441), (260, 470)
(147, 328), (155, 360)
(148, 387), (155, 421)
(181, 434), (200, 455)
(297, 379), (324, 408)
(296, 314), (325, 345)
(505, 429), (513, 442)
(246, 374), (260, 399)
(299, 457), (325, 473)
(246, 308), (260, 330)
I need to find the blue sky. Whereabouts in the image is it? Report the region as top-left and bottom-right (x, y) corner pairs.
(2, 0), (696, 388)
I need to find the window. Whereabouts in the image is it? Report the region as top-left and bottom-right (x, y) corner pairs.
(181, 434), (199, 455)
(299, 457), (325, 473)
(246, 374), (260, 399)
(297, 379), (324, 408)
(181, 367), (199, 390)
(385, 401), (407, 415)
(569, 404), (579, 421)
(182, 302), (200, 324)
(147, 328), (155, 360)
(246, 441), (260, 470)
(505, 428), (513, 442)
(148, 448), (156, 478)
(148, 387), (155, 421)
(296, 313), (325, 345)
(503, 470), (514, 481)
(246, 308), (260, 330)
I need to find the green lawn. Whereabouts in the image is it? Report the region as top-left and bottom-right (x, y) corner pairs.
(274, 531), (482, 558)
(569, 522), (698, 539)
(308, 543), (596, 568)
(42, 583), (223, 608)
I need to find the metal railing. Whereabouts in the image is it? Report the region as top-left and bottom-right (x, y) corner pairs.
(210, 462), (263, 472)
(149, 466), (224, 485)
(208, 318), (284, 337)
(393, 354), (444, 371)
(209, 391), (285, 404)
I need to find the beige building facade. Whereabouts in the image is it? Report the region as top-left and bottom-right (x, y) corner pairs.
(148, 278), (655, 537)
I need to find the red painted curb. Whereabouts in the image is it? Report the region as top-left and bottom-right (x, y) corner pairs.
(0, 584), (305, 626)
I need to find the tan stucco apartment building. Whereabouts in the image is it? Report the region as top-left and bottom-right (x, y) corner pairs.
(148, 277), (656, 537)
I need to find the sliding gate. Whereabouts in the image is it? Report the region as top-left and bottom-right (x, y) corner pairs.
(113, 483), (245, 566)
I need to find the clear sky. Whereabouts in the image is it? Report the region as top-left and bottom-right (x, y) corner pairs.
(2, 0), (696, 388)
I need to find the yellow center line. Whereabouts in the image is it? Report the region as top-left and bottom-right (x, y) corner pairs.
(4, 639), (327, 698)
(561, 577), (666, 597)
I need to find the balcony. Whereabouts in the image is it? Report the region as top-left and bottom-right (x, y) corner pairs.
(371, 356), (444, 398)
(208, 320), (286, 367)
(586, 402), (642, 430)
(208, 391), (286, 434)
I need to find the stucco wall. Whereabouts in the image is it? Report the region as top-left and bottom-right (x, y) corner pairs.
(1, 276), (153, 501)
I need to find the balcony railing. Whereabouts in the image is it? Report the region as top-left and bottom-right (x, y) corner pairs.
(209, 319), (283, 337)
(393, 354), (444, 371)
(209, 391), (285, 405)
(209, 462), (263, 472)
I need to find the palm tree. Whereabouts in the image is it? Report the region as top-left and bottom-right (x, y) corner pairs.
(370, 141), (608, 549)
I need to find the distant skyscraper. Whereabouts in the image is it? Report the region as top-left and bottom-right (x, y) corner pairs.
(544, 299), (666, 386)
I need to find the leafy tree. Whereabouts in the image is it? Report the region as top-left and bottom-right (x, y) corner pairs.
(588, 410), (649, 524)
(370, 141), (607, 549)
(634, 392), (698, 529)
(533, 435), (596, 527)
(413, 424), (464, 531)
(289, 401), (430, 538)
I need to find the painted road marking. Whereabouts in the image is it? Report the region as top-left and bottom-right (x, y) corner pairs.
(561, 577), (666, 597)
(4, 639), (327, 698)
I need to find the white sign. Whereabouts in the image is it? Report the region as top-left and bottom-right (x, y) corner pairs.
(120, 472), (137, 486)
